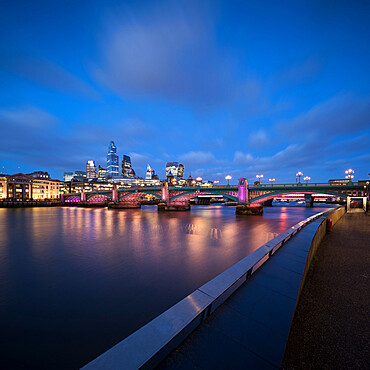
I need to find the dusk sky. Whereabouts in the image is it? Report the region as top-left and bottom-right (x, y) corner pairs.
(0, 0), (369, 183)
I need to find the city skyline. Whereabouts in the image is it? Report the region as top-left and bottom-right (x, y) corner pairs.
(0, 0), (369, 182)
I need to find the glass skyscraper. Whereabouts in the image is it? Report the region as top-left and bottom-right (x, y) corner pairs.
(107, 141), (119, 178)
(166, 162), (185, 179)
(122, 155), (136, 177)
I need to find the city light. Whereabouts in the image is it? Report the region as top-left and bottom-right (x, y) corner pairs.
(225, 175), (232, 186)
(345, 169), (354, 181)
(269, 178), (275, 184)
(296, 171), (303, 183)
(196, 177), (202, 182)
(256, 174), (263, 184)
(304, 176), (311, 184)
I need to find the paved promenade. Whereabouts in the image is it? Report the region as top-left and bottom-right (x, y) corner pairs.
(158, 215), (330, 369)
(283, 213), (370, 369)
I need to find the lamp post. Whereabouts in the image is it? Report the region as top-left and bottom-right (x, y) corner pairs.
(345, 169), (354, 184)
(256, 174), (263, 185)
(196, 177), (202, 183)
(214, 180), (219, 187)
(296, 171), (303, 184)
(225, 175), (232, 186)
(304, 176), (311, 184)
(269, 178), (275, 186)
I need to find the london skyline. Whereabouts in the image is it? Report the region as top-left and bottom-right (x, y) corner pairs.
(0, 0), (369, 182)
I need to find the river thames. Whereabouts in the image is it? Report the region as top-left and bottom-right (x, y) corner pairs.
(0, 204), (332, 368)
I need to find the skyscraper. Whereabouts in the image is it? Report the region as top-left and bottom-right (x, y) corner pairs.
(122, 155), (136, 177)
(86, 160), (97, 179)
(107, 141), (119, 178)
(97, 165), (106, 181)
(145, 164), (158, 180)
(166, 162), (185, 179)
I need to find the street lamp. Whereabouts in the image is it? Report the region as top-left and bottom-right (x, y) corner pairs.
(225, 175), (232, 186)
(214, 180), (219, 187)
(304, 176), (311, 184)
(296, 171), (303, 184)
(269, 178), (275, 185)
(345, 169), (354, 183)
(256, 174), (263, 185)
(196, 177), (202, 183)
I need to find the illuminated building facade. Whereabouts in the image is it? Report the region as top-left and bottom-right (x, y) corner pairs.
(86, 160), (97, 179)
(73, 171), (87, 181)
(0, 173), (61, 200)
(166, 162), (185, 179)
(122, 155), (136, 177)
(27, 171), (50, 179)
(107, 141), (119, 178)
(145, 164), (158, 180)
(97, 165), (106, 181)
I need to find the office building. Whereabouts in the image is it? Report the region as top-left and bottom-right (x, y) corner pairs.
(86, 160), (97, 179)
(0, 173), (61, 200)
(27, 171), (50, 179)
(122, 155), (136, 178)
(97, 165), (106, 181)
(63, 172), (74, 182)
(145, 164), (158, 180)
(73, 171), (87, 181)
(107, 141), (119, 178)
(166, 162), (185, 179)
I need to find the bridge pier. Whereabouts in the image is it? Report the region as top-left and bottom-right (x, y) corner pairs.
(305, 194), (313, 207)
(263, 198), (273, 207)
(235, 178), (263, 215)
(108, 202), (141, 209)
(158, 201), (190, 212)
(236, 203), (263, 215)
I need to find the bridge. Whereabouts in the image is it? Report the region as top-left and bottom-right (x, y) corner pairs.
(61, 179), (366, 213)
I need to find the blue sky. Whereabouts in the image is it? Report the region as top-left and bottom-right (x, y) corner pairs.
(0, 0), (369, 183)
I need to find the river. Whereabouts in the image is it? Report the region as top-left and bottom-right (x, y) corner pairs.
(0, 204), (332, 368)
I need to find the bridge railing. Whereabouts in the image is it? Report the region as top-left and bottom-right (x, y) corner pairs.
(253, 182), (358, 188)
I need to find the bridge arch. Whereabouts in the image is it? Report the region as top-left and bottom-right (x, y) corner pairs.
(118, 191), (162, 201)
(249, 190), (348, 203)
(86, 194), (112, 202)
(64, 195), (81, 202)
(170, 191), (238, 202)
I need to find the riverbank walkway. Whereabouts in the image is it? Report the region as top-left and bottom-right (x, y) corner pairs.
(282, 212), (369, 369)
(158, 211), (368, 369)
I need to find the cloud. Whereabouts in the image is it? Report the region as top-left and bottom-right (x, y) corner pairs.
(93, 1), (240, 107)
(0, 107), (57, 128)
(248, 130), (269, 147)
(271, 57), (323, 89)
(179, 151), (217, 166)
(234, 151), (254, 165)
(279, 94), (370, 136)
(2, 55), (100, 100)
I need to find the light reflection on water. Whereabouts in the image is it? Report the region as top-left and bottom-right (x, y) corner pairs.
(0, 205), (330, 369)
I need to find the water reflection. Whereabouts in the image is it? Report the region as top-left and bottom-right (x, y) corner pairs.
(0, 205), (330, 369)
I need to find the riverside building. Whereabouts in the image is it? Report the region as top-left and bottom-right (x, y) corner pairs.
(0, 172), (61, 200)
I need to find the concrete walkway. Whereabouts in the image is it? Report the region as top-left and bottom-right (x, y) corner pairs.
(158, 215), (330, 369)
(283, 213), (370, 369)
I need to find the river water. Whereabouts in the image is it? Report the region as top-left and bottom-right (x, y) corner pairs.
(0, 204), (331, 368)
